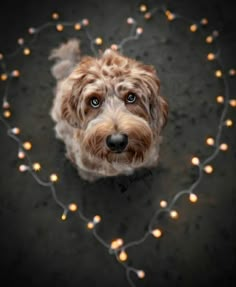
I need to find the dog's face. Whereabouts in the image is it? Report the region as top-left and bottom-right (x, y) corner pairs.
(61, 49), (168, 169)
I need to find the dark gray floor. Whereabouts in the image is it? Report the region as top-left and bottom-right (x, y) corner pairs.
(0, 0), (235, 286)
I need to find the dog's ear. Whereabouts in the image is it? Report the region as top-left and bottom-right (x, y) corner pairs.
(61, 89), (80, 128)
(141, 65), (168, 135)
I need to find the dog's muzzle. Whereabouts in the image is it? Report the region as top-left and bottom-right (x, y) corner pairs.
(106, 133), (128, 153)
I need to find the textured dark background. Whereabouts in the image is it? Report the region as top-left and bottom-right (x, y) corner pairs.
(0, 0), (235, 287)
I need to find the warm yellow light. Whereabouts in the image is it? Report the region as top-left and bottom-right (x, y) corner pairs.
(52, 12), (59, 20)
(229, 69), (236, 76)
(50, 173), (58, 182)
(160, 200), (167, 208)
(207, 53), (215, 61)
(191, 156), (200, 166)
(139, 4), (147, 12)
(74, 23), (81, 30)
(136, 27), (143, 35)
(152, 229), (162, 238)
(23, 48), (31, 56)
(95, 37), (103, 45)
(137, 270), (145, 279)
(18, 151), (25, 159)
(69, 203), (78, 212)
(82, 18), (89, 26)
(225, 119), (233, 127)
(93, 215), (101, 223)
(229, 99), (236, 107)
(61, 213), (67, 221)
(165, 10), (175, 21)
(3, 101), (10, 109)
(87, 222), (94, 229)
(28, 27), (36, 34)
(189, 193), (198, 203)
(215, 70), (222, 78)
(12, 127), (20, 134)
(200, 18), (208, 25)
(206, 35), (214, 44)
(56, 24), (64, 32)
(127, 17), (134, 24)
(216, 96), (224, 103)
(219, 143), (228, 151)
(1, 73), (8, 81)
(3, 110), (11, 118)
(190, 24), (198, 32)
(0, 53), (3, 60)
(19, 164), (28, 172)
(206, 137), (215, 146)
(23, 141), (32, 150)
(170, 210), (178, 219)
(204, 165), (213, 174)
(32, 162), (41, 171)
(111, 44), (118, 51)
(17, 38), (24, 45)
(119, 250), (128, 261)
(111, 238), (124, 250)
(11, 70), (20, 77)
(144, 12), (152, 20)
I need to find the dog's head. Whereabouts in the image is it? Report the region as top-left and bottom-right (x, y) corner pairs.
(61, 49), (168, 168)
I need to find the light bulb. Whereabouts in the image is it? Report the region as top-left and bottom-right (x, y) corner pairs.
(3, 101), (10, 109)
(204, 165), (213, 174)
(170, 210), (178, 219)
(191, 157), (200, 165)
(52, 12), (59, 20)
(160, 200), (167, 208)
(18, 151), (25, 159)
(229, 69), (236, 76)
(225, 119), (233, 127)
(219, 143), (228, 151)
(144, 12), (152, 20)
(95, 37), (103, 45)
(74, 23), (81, 30)
(82, 19), (89, 26)
(137, 270), (145, 279)
(127, 17), (134, 24)
(216, 96), (224, 103)
(23, 48), (31, 56)
(206, 137), (215, 146)
(11, 70), (20, 77)
(87, 222), (94, 229)
(61, 213), (67, 221)
(93, 215), (101, 223)
(152, 229), (162, 238)
(189, 193), (198, 203)
(136, 27), (143, 35)
(33, 162), (41, 171)
(1, 73), (8, 81)
(190, 24), (198, 32)
(23, 141), (32, 150)
(56, 24), (64, 32)
(200, 18), (208, 25)
(119, 250), (128, 261)
(207, 53), (215, 61)
(3, 110), (11, 118)
(50, 173), (58, 182)
(19, 165), (28, 172)
(215, 70), (222, 78)
(69, 203), (78, 212)
(139, 4), (147, 12)
(229, 99), (236, 107)
(206, 35), (214, 44)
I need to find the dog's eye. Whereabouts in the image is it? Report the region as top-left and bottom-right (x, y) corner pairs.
(90, 97), (100, 108)
(126, 93), (137, 104)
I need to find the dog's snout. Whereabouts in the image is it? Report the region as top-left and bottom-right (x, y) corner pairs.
(106, 134), (128, 153)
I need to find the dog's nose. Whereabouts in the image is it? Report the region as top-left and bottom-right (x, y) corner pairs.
(106, 134), (128, 153)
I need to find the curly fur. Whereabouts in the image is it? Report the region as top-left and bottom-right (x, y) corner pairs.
(49, 39), (168, 181)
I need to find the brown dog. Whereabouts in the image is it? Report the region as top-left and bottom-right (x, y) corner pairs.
(49, 39), (168, 181)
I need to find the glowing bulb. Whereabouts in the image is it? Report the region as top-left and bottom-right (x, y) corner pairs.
(204, 165), (213, 174)
(17, 38), (24, 45)
(52, 12), (59, 20)
(82, 19), (89, 26)
(74, 23), (81, 30)
(95, 37), (103, 45)
(212, 30), (219, 37)
(0, 53), (3, 60)
(1, 73), (8, 81)
(11, 70), (20, 77)
(12, 127), (20, 134)
(215, 70), (222, 78)
(206, 137), (215, 146)
(119, 250), (128, 261)
(229, 99), (236, 107)
(69, 203), (78, 212)
(56, 24), (64, 32)
(61, 213), (67, 221)
(136, 27), (143, 35)
(139, 4), (147, 12)
(144, 12), (152, 20)
(28, 27), (36, 34)
(207, 53), (215, 61)
(206, 35), (213, 44)
(191, 157), (200, 166)
(160, 200), (167, 208)
(137, 270), (145, 279)
(127, 17), (134, 24)
(216, 96), (224, 103)
(93, 215), (101, 223)
(189, 193), (198, 203)
(165, 10), (175, 21)
(87, 222), (94, 229)
(170, 210), (178, 219)
(18, 151), (25, 159)
(190, 24), (198, 32)
(220, 143), (228, 151)
(229, 69), (236, 76)
(23, 141), (32, 150)
(152, 229), (162, 238)
(111, 44), (118, 51)
(33, 162), (41, 171)
(23, 48), (31, 56)
(225, 119), (233, 127)
(200, 18), (208, 25)
(111, 238), (123, 250)
(50, 173), (58, 182)
(19, 164), (28, 172)
(3, 110), (11, 118)
(3, 101), (10, 109)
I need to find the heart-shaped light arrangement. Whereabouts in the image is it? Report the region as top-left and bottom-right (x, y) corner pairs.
(0, 3), (235, 287)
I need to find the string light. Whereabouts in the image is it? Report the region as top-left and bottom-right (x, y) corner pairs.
(0, 5), (234, 287)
